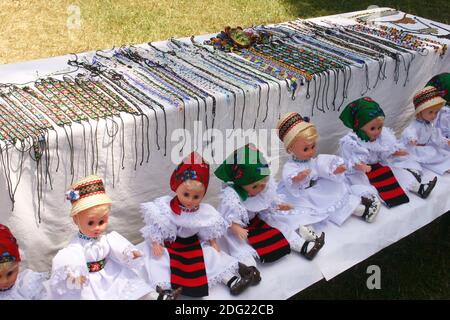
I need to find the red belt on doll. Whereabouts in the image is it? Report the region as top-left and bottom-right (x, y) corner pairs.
(164, 235), (208, 297)
(366, 163), (409, 208)
(246, 216), (291, 263)
(86, 258), (106, 272)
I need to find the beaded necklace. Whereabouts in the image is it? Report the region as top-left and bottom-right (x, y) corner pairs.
(108, 54), (187, 109)
(3, 88), (52, 130)
(165, 40), (249, 129)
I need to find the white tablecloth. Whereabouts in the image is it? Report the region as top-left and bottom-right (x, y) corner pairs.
(0, 7), (449, 299)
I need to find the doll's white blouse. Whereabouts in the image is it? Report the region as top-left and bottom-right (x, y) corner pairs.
(401, 119), (450, 175)
(339, 127), (421, 172)
(140, 196), (229, 243)
(278, 154), (360, 226)
(139, 196), (238, 290)
(436, 105), (450, 139)
(49, 231), (152, 300)
(0, 269), (48, 300)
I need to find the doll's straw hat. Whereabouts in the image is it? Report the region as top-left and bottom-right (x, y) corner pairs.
(413, 86), (446, 115)
(66, 175), (112, 216)
(277, 112), (314, 149)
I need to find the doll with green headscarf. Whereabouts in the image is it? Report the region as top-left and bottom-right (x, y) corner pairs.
(214, 144), (325, 267)
(338, 97), (437, 207)
(428, 73), (450, 147)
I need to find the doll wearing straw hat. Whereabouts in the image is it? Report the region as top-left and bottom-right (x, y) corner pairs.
(140, 152), (259, 298)
(277, 112), (381, 225)
(401, 86), (450, 175)
(47, 175), (155, 300)
(339, 97), (438, 206)
(0, 224), (48, 300)
(427, 73), (450, 151)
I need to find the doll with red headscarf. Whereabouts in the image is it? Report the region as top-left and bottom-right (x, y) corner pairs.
(140, 152), (259, 298)
(0, 224), (48, 300)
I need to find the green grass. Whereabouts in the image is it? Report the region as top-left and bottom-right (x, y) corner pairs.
(1, 0), (449, 64)
(291, 212), (450, 299)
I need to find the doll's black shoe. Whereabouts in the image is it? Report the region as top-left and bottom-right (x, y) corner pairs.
(227, 275), (251, 296)
(361, 196), (381, 223)
(156, 285), (182, 300)
(418, 176), (437, 199)
(238, 263), (261, 286)
(406, 169), (422, 183)
(300, 232), (325, 260)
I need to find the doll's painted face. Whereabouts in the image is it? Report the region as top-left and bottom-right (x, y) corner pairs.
(361, 117), (384, 141)
(73, 204), (110, 238)
(419, 104), (443, 122)
(241, 176), (270, 197)
(176, 180), (206, 209)
(289, 137), (317, 161)
(0, 262), (19, 290)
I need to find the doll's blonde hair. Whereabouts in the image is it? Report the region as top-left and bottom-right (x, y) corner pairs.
(182, 180), (205, 192)
(0, 261), (18, 273)
(289, 126), (319, 151)
(415, 103), (444, 120)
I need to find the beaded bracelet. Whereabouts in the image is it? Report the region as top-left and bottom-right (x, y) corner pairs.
(0, 103), (29, 141)
(7, 87), (53, 130)
(40, 79), (93, 121)
(22, 86), (71, 126)
(71, 78), (121, 117)
(54, 78), (110, 119)
(0, 91), (49, 134)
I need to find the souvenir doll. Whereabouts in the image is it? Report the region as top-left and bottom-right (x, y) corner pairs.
(427, 73), (450, 150)
(401, 86), (450, 175)
(0, 224), (48, 300)
(339, 97), (438, 207)
(277, 112), (381, 226)
(47, 175), (156, 300)
(140, 152), (259, 298)
(215, 144), (325, 267)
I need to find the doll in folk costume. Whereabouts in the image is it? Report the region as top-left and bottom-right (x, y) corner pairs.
(401, 86), (450, 175)
(277, 112), (381, 226)
(47, 175), (157, 300)
(426, 73), (450, 150)
(0, 224), (48, 300)
(215, 144), (325, 267)
(338, 97), (438, 208)
(140, 151), (259, 298)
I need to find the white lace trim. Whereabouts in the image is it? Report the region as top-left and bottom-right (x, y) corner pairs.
(49, 265), (89, 295)
(339, 135), (370, 171)
(316, 190), (352, 214)
(140, 198), (177, 243)
(219, 187), (250, 226)
(122, 245), (145, 269)
(198, 217), (229, 241)
(325, 155), (345, 179)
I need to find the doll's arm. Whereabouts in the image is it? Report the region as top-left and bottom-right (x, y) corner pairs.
(218, 187), (250, 227)
(209, 239), (221, 252)
(107, 231), (144, 268)
(140, 199), (177, 244)
(230, 223), (248, 241)
(151, 241), (164, 258)
(401, 124), (419, 146)
(315, 154), (347, 181)
(49, 245), (88, 295)
(431, 126), (450, 148)
(281, 162), (311, 196)
(198, 206), (230, 242)
(338, 135), (369, 173)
